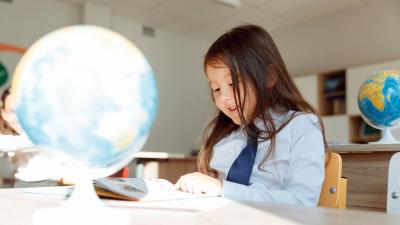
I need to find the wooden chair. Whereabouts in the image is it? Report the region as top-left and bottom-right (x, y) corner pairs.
(387, 152), (400, 214)
(318, 152), (347, 209)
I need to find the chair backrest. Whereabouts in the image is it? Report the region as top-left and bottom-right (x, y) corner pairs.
(318, 152), (347, 209)
(387, 152), (400, 214)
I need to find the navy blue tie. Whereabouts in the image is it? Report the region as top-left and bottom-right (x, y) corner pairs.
(226, 137), (258, 185)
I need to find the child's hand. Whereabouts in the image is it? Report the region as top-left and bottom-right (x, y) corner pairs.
(174, 172), (222, 195)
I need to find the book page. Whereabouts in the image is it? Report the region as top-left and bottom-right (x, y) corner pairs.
(94, 177), (219, 201)
(23, 186), (73, 198)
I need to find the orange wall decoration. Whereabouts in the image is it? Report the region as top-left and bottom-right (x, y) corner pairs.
(0, 43), (26, 54)
(0, 43), (26, 88)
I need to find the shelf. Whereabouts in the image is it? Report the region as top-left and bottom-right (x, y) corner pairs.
(351, 135), (381, 143)
(322, 91), (346, 98)
(318, 70), (347, 116)
(349, 115), (381, 144)
(295, 58), (400, 144)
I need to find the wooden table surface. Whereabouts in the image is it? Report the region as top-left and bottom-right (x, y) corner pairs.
(328, 143), (400, 153)
(0, 187), (399, 225)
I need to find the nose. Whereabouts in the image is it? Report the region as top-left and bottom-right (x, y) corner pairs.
(221, 95), (230, 101)
(219, 91), (231, 102)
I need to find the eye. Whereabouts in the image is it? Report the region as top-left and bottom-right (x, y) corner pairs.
(213, 88), (220, 93)
(229, 83), (233, 87)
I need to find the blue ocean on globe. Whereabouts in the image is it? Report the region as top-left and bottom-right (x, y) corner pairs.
(12, 26), (158, 168)
(358, 70), (400, 129)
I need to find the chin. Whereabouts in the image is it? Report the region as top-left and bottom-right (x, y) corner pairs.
(230, 118), (241, 125)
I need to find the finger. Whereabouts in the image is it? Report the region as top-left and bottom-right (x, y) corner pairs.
(185, 178), (203, 193)
(180, 173), (204, 192)
(181, 175), (200, 192)
(174, 177), (181, 190)
(175, 173), (196, 190)
(192, 181), (206, 195)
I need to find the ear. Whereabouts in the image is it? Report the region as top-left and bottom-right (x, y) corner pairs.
(266, 64), (278, 88)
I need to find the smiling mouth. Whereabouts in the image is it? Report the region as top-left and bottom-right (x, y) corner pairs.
(228, 106), (237, 112)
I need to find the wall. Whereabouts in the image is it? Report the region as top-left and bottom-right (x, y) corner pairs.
(0, 0), (214, 155)
(0, 0), (81, 90)
(273, 0), (400, 77)
(111, 15), (213, 154)
(8, 0), (399, 153)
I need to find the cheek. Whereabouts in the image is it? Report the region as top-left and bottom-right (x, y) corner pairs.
(246, 96), (257, 116)
(214, 99), (224, 111)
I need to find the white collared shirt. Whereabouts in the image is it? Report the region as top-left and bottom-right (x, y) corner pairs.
(210, 111), (325, 207)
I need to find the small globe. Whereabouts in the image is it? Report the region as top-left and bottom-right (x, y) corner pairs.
(12, 25), (158, 175)
(358, 70), (400, 130)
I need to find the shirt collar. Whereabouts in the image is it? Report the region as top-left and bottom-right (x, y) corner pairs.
(253, 109), (294, 130)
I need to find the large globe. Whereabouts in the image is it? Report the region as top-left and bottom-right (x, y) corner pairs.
(358, 70), (400, 130)
(12, 25), (158, 174)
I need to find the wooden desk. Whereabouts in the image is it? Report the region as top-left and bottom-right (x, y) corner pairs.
(0, 188), (398, 225)
(328, 144), (400, 211)
(132, 152), (197, 183)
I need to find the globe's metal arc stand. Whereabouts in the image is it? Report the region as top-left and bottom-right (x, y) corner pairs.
(369, 128), (400, 144)
(33, 172), (131, 225)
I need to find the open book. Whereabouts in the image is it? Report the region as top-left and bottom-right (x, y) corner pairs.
(94, 177), (218, 201)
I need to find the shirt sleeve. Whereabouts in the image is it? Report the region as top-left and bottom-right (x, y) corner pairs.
(222, 119), (325, 207)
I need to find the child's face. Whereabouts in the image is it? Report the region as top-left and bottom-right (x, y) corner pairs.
(1, 95), (23, 134)
(206, 63), (256, 125)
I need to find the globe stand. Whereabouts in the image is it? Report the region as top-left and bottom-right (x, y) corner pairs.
(369, 128), (400, 144)
(33, 171), (131, 225)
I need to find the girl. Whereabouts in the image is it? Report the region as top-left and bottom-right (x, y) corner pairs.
(175, 24), (326, 207)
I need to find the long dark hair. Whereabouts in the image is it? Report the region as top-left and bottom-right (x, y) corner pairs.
(198, 24), (327, 175)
